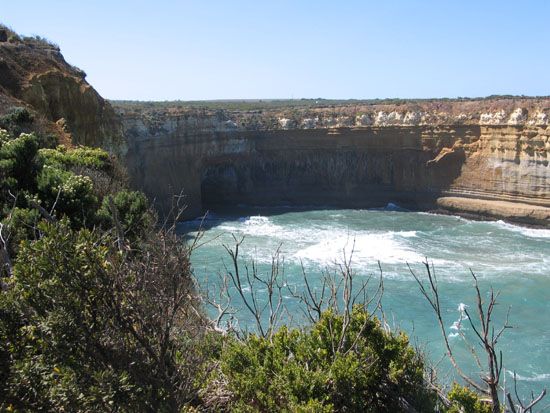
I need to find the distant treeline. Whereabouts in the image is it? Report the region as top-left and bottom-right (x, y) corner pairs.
(111, 95), (550, 111)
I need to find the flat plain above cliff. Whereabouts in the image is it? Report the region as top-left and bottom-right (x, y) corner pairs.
(112, 96), (550, 133)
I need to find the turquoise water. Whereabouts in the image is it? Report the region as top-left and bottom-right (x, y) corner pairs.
(179, 206), (550, 398)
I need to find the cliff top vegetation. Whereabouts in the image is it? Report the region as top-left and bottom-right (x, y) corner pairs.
(113, 95), (550, 112)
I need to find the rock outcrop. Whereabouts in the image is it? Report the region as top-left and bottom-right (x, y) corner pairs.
(0, 27), (125, 154)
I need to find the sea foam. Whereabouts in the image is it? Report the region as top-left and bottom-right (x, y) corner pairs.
(492, 220), (550, 239)
(294, 232), (425, 266)
(507, 371), (550, 382)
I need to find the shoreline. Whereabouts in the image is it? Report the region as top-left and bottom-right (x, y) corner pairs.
(432, 197), (550, 229)
(183, 198), (550, 230)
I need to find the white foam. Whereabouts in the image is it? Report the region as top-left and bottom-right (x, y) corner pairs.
(457, 302), (468, 312)
(492, 220), (550, 239)
(220, 215), (285, 237)
(385, 202), (408, 212)
(450, 321), (461, 331)
(507, 371), (550, 382)
(448, 303), (469, 333)
(213, 214), (438, 269)
(396, 231), (418, 238)
(293, 232), (425, 266)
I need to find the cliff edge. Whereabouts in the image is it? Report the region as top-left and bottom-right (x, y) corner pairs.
(117, 99), (550, 226)
(0, 25), (125, 154)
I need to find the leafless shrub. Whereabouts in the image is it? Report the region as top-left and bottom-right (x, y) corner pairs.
(103, 204), (208, 410)
(410, 260), (546, 413)
(203, 235), (385, 346)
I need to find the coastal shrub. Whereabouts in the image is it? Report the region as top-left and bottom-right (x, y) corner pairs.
(0, 132), (40, 194)
(0, 207), (40, 258)
(39, 145), (110, 171)
(0, 129), (106, 229)
(0, 109), (58, 148)
(36, 166), (98, 227)
(0, 220), (204, 412)
(447, 383), (492, 413)
(22, 35), (60, 50)
(0, 107), (34, 136)
(96, 190), (154, 245)
(36, 133), (59, 149)
(213, 306), (437, 412)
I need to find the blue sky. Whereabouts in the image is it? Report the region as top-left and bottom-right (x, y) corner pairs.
(3, 0), (549, 100)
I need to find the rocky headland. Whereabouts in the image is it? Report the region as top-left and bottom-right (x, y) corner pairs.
(0, 25), (125, 154)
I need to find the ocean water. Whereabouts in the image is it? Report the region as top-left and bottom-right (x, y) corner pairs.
(179, 205), (550, 398)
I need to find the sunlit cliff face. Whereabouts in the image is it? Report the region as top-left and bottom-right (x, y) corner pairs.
(118, 101), (550, 226)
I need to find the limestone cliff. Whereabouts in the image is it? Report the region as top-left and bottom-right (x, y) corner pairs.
(2, 26), (547, 225)
(118, 100), (550, 226)
(0, 26), (125, 154)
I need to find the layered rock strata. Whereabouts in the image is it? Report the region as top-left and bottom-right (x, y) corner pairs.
(119, 101), (550, 227)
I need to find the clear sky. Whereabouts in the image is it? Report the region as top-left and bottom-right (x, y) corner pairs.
(2, 0), (549, 101)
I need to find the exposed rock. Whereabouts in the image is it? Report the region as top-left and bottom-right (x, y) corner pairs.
(356, 113), (373, 126)
(480, 110), (507, 125)
(508, 108), (528, 125)
(387, 111), (403, 124)
(0, 33), (125, 154)
(436, 197), (550, 226)
(223, 120), (238, 130)
(426, 140), (465, 167)
(336, 116), (353, 127)
(374, 111), (389, 126)
(301, 118), (318, 129)
(323, 117), (337, 127)
(278, 117), (295, 129)
(121, 104), (550, 227)
(403, 111), (422, 125)
(528, 111), (548, 126)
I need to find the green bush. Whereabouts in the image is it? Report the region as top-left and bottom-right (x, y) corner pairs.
(0, 107), (34, 136)
(0, 207), (41, 259)
(0, 220), (202, 412)
(39, 145), (110, 171)
(0, 129), (107, 229)
(0, 221), (139, 411)
(96, 190), (154, 245)
(0, 132), (40, 194)
(37, 166), (98, 227)
(447, 383), (492, 413)
(214, 306), (437, 412)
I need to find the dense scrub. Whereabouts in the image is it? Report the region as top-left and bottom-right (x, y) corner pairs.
(0, 117), (206, 411)
(0, 114), (499, 412)
(207, 307), (437, 412)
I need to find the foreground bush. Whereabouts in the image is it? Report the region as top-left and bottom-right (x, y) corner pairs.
(202, 307), (437, 412)
(0, 122), (204, 411)
(0, 220), (205, 412)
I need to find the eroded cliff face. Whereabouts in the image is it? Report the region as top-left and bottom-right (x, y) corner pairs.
(119, 101), (550, 226)
(2, 27), (546, 225)
(0, 31), (125, 154)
